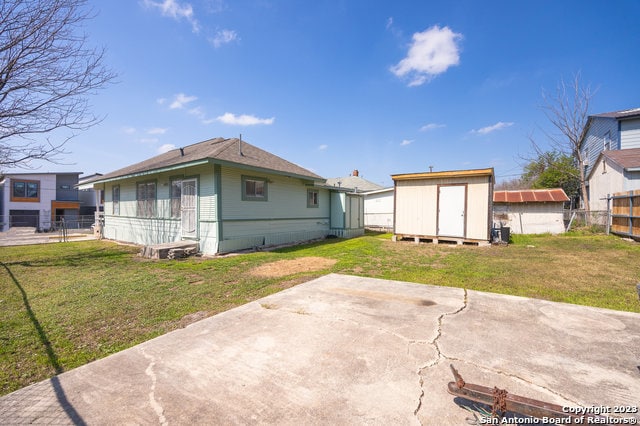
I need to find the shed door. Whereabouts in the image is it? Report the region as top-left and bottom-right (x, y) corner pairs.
(181, 178), (197, 238)
(438, 185), (465, 237)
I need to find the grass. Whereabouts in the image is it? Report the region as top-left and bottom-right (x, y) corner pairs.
(1, 231), (639, 395)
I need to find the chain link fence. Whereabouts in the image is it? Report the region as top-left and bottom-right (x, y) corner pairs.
(1, 215), (97, 232)
(563, 210), (608, 232)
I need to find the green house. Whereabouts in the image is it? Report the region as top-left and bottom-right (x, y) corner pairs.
(87, 137), (363, 254)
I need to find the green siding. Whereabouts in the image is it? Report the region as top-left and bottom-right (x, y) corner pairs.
(100, 162), (364, 254)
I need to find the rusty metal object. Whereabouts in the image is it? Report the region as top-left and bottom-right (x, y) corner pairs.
(447, 364), (605, 424)
(491, 387), (508, 417)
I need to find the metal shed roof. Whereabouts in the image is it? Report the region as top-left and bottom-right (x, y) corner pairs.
(493, 189), (569, 203)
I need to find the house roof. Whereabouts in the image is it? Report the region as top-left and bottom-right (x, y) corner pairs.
(601, 148), (640, 169)
(325, 175), (384, 192)
(493, 189), (569, 203)
(586, 148), (640, 180)
(392, 168), (494, 181)
(86, 137), (324, 184)
(579, 107), (640, 150)
(591, 107), (640, 120)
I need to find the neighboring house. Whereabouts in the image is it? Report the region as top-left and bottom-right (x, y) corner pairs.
(579, 107), (640, 209)
(325, 169), (384, 193)
(86, 137), (364, 255)
(362, 187), (394, 231)
(0, 172), (81, 231)
(326, 170), (393, 230)
(586, 148), (640, 211)
(391, 168), (494, 244)
(493, 189), (569, 234)
(77, 173), (104, 216)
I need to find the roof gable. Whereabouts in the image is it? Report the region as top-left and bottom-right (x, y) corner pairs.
(88, 138), (324, 183)
(493, 189), (569, 203)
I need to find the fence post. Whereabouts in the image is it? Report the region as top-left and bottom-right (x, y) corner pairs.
(606, 194), (610, 235)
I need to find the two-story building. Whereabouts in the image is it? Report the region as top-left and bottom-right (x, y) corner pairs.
(579, 108), (640, 211)
(0, 172), (82, 231)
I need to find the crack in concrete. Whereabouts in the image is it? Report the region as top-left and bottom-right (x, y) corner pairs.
(141, 349), (168, 426)
(413, 288), (584, 416)
(414, 288), (468, 422)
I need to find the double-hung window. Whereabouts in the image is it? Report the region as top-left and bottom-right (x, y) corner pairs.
(112, 185), (120, 215)
(171, 179), (182, 218)
(242, 176), (268, 201)
(136, 181), (156, 217)
(307, 189), (319, 208)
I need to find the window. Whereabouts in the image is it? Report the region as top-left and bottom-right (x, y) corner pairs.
(307, 189), (319, 208)
(112, 185), (120, 215)
(603, 131), (611, 151)
(171, 179), (182, 218)
(11, 179), (40, 202)
(136, 181), (156, 217)
(242, 176), (268, 201)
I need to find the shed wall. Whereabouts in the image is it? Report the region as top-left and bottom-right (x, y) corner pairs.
(493, 203), (565, 234)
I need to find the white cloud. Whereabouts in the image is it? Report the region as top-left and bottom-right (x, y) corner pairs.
(391, 25), (462, 86)
(158, 143), (177, 154)
(216, 113), (275, 126)
(473, 121), (514, 135)
(420, 123), (445, 132)
(143, 0), (200, 33)
(122, 126), (136, 134)
(318, 144), (328, 151)
(169, 93), (198, 109)
(400, 139), (413, 146)
(386, 17), (393, 30)
(209, 29), (238, 48)
(147, 127), (168, 135)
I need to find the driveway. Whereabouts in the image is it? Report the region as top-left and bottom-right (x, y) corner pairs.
(0, 227), (95, 246)
(1, 274), (639, 425)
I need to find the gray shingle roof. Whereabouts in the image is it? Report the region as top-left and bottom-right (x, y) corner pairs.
(88, 137), (324, 183)
(592, 108), (640, 119)
(325, 175), (384, 192)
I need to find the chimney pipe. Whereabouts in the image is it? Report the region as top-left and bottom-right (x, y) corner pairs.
(180, 147), (184, 157)
(238, 134), (243, 156)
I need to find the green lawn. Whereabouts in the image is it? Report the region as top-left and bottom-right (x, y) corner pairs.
(1, 231), (639, 395)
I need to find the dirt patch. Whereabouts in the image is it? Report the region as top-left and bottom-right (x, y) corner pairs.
(176, 311), (209, 328)
(250, 257), (337, 278)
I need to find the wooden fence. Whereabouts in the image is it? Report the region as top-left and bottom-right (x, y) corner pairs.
(610, 190), (640, 239)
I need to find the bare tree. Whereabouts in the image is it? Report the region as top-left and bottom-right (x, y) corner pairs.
(0, 0), (115, 169)
(537, 73), (595, 215)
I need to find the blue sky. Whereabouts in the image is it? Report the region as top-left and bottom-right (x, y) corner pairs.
(33, 0), (640, 187)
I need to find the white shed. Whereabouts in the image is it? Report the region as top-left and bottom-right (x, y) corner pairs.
(391, 168), (494, 245)
(493, 189), (569, 234)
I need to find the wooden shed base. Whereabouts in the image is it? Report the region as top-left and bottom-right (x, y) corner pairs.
(392, 234), (490, 247)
